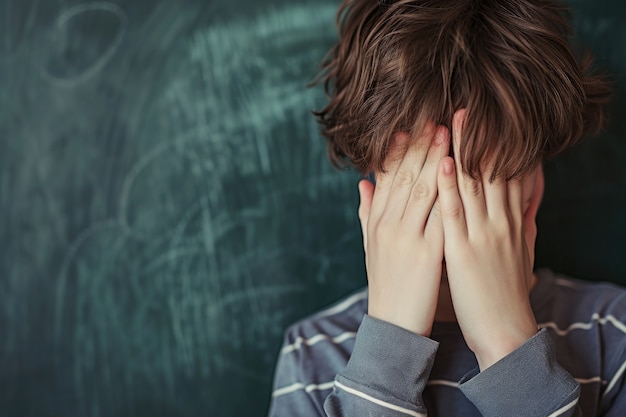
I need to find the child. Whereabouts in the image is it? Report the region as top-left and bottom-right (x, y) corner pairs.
(269, 0), (625, 416)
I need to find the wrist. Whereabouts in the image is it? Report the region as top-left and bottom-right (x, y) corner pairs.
(473, 323), (538, 370)
(368, 301), (435, 337)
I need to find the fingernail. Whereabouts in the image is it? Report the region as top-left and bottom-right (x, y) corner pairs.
(443, 160), (454, 175)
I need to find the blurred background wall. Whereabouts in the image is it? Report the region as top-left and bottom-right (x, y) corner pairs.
(0, 0), (624, 416)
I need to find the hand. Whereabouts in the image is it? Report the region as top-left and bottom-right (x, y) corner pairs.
(437, 110), (539, 370)
(358, 123), (450, 336)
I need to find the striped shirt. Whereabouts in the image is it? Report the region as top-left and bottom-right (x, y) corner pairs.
(269, 269), (626, 416)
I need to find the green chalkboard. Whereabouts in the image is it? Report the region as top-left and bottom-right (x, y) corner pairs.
(0, 0), (624, 416)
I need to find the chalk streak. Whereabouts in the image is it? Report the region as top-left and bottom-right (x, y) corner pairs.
(41, 1), (128, 87)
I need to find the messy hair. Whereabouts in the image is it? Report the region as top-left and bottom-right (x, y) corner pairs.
(313, 0), (611, 179)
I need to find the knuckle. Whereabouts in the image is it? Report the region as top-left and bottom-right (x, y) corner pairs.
(394, 169), (415, 187)
(489, 226), (509, 243)
(443, 203), (463, 218)
(494, 223), (510, 239)
(373, 179), (391, 193)
(462, 179), (482, 196)
(411, 181), (431, 202)
(441, 176), (458, 191)
(413, 139), (430, 154)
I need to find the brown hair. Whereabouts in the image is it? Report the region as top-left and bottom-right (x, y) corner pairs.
(313, 0), (611, 179)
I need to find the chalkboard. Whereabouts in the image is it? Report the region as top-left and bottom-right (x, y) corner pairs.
(0, 0), (624, 416)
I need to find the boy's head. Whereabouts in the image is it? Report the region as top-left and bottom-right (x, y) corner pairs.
(314, 0), (610, 180)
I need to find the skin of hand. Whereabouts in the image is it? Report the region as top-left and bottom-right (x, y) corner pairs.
(358, 123), (451, 337)
(437, 109), (540, 371)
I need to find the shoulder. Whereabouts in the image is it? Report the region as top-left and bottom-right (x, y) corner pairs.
(533, 269), (626, 413)
(534, 268), (626, 324)
(534, 269), (626, 341)
(281, 287), (368, 357)
(271, 287), (367, 404)
(535, 269), (626, 354)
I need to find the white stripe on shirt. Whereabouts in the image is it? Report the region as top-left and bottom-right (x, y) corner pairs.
(272, 373), (605, 402)
(539, 313), (626, 336)
(272, 381), (334, 398)
(312, 289), (367, 319)
(427, 380), (459, 388)
(599, 314), (626, 334)
(334, 380), (427, 417)
(548, 398), (579, 417)
(602, 359), (626, 400)
(575, 376), (605, 384)
(281, 331), (357, 355)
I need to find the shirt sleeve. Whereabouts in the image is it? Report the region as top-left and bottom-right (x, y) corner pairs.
(458, 328), (583, 417)
(324, 315), (439, 417)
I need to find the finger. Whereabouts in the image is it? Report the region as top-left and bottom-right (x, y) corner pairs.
(507, 178), (525, 225)
(382, 123), (437, 218)
(437, 156), (468, 241)
(523, 168), (543, 224)
(452, 110), (487, 223)
(483, 171), (508, 221)
(370, 133), (409, 218)
(358, 179), (375, 251)
(424, 196), (444, 250)
(523, 169), (544, 268)
(405, 126), (450, 229)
